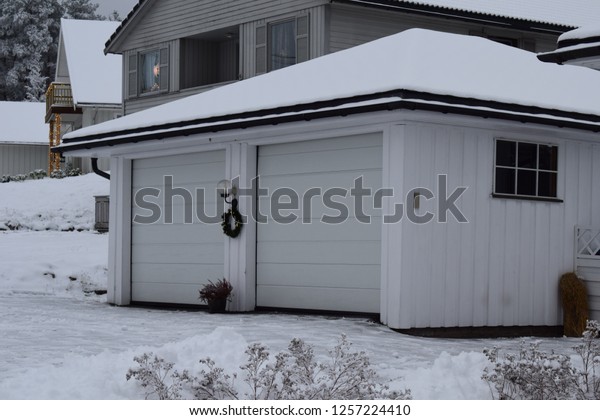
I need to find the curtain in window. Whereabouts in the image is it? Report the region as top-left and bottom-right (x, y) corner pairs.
(140, 51), (161, 93)
(270, 21), (295, 71)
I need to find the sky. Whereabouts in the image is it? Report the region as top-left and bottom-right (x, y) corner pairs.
(96, 0), (138, 18)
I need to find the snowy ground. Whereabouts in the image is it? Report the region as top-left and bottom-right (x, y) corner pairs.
(0, 175), (582, 400)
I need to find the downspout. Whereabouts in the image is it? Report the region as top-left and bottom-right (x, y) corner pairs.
(91, 158), (110, 180)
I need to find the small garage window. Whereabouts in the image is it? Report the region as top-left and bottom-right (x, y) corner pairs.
(494, 139), (559, 200)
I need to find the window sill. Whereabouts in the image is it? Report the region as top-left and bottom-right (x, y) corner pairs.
(491, 193), (563, 203)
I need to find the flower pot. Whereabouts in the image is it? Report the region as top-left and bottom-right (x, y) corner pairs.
(207, 298), (227, 313)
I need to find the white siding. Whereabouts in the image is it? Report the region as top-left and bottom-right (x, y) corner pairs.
(257, 133), (382, 313)
(0, 144), (48, 176)
(131, 151), (225, 305)
(389, 122), (600, 329)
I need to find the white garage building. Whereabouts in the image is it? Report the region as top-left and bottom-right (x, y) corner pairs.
(57, 29), (600, 331)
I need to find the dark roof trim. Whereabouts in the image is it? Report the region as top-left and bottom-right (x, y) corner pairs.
(55, 90), (600, 153)
(538, 44), (600, 64)
(558, 35), (600, 49)
(104, 0), (149, 54)
(333, 0), (575, 34)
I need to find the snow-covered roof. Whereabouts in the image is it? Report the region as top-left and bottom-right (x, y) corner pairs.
(559, 25), (600, 43)
(538, 24), (600, 64)
(369, 0), (600, 28)
(60, 19), (122, 106)
(0, 102), (48, 145)
(62, 28), (600, 148)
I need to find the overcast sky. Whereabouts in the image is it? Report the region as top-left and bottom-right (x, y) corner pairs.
(96, 0), (138, 18)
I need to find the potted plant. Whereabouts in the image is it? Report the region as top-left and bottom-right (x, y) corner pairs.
(199, 278), (233, 313)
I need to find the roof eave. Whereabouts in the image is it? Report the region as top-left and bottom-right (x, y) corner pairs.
(55, 90), (600, 153)
(104, 0), (154, 54)
(538, 45), (600, 64)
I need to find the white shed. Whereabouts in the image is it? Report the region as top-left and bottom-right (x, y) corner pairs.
(58, 29), (600, 332)
(0, 102), (48, 177)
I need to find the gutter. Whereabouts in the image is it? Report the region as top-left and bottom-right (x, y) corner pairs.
(54, 89), (600, 153)
(91, 158), (110, 180)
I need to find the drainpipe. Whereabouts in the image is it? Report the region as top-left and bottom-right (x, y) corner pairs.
(91, 158), (110, 180)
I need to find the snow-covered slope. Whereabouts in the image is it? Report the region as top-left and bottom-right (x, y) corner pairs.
(0, 174), (109, 231)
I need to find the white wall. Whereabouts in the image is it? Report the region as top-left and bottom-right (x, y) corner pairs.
(0, 144), (48, 176)
(384, 120), (600, 329)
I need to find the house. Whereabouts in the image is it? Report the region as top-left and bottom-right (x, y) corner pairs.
(0, 102), (48, 177)
(45, 19), (122, 174)
(104, 0), (600, 116)
(57, 28), (600, 331)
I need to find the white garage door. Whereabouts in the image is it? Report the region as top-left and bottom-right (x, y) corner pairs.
(257, 133), (382, 313)
(131, 151), (225, 305)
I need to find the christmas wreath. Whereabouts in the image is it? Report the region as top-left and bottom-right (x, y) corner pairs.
(221, 207), (243, 238)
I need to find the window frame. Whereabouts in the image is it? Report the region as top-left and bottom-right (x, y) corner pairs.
(138, 49), (162, 96)
(492, 138), (562, 202)
(128, 47), (170, 99)
(256, 13), (309, 75)
(268, 18), (297, 72)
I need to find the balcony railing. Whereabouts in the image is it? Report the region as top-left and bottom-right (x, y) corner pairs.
(45, 83), (75, 118)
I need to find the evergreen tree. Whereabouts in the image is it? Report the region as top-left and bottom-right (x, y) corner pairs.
(0, 0), (110, 102)
(0, 0), (62, 102)
(62, 0), (102, 20)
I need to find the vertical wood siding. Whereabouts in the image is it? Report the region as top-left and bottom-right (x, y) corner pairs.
(391, 122), (600, 329)
(0, 144), (48, 176)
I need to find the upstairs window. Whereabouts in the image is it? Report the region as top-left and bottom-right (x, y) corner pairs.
(270, 20), (296, 71)
(128, 47), (170, 98)
(256, 15), (309, 74)
(140, 50), (161, 94)
(494, 139), (558, 199)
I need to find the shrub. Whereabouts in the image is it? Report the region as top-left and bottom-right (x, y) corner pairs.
(127, 335), (411, 400)
(483, 320), (600, 400)
(198, 279), (233, 303)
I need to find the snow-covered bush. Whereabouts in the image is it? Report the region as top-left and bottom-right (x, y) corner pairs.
(483, 320), (600, 400)
(127, 335), (411, 400)
(50, 166), (82, 179)
(1, 169), (47, 183)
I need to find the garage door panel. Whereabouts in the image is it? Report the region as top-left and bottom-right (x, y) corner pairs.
(132, 224), (223, 245)
(132, 282), (220, 306)
(132, 162), (225, 189)
(257, 217), (381, 242)
(257, 285), (380, 313)
(259, 147), (382, 177)
(257, 263), (380, 289)
(257, 240), (380, 265)
(260, 133), (382, 157)
(133, 150), (226, 169)
(132, 243), (223, 264)
(132, 263), (222, 285)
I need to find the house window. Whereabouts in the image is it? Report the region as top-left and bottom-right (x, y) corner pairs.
(128, 47), (169, 98)
(270, 20), (296, 70)
(140, 50), (161, 94)
(256, 15), (309, 74)
(494, 139), (558, 199)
